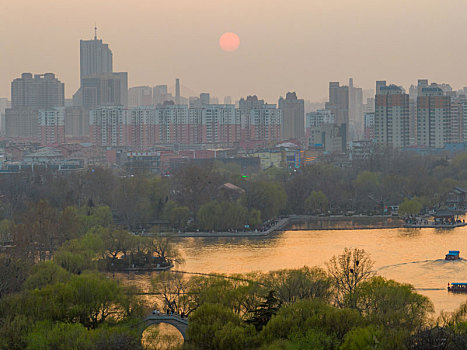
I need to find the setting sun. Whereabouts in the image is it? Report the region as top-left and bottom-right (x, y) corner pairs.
(219, 32), (240, 52)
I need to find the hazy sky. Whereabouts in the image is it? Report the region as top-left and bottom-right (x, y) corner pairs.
(1, 0), (467, 102)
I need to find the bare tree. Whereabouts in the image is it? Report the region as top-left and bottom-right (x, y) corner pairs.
(151, 271), (194, 316)
(326, 248), (374, 308)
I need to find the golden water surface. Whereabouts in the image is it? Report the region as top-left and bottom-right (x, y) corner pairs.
(175, 226), (467, 315)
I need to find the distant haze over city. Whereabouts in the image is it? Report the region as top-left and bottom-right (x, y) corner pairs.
(2, 0), (467, 101)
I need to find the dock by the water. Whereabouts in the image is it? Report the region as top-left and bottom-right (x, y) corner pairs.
(404, 222), (467, 229)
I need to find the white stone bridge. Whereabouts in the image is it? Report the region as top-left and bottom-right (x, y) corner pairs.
(142, 313), (189, 340)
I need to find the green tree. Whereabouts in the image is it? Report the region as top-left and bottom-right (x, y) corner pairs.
(245, 181), (287, 220)
(304, 191), (329, 214)
(260, 299), (364, 346)
(263, 267), (332, 305)
(23, 261), (70, 290)
(187, 303), (257, 349)
(25, 321), (91, 350)
(354, 276), (433, 332)
(340, 326), (385, 350)
(167, 205), (191, 230)
(399, 197), (423, 217)
(197, 201), (222, 231)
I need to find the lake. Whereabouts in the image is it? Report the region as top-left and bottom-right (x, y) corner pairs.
(175, 226), (467, 315)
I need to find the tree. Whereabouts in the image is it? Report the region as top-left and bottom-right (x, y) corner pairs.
(340, 326), (385, 350)
(399, 197), (423, 217)
(187, 303), (257, 350)
(262, 267), (332, 305)
(245, 181), (287, 220)
(304, 191), (329, 214)
(197, 201), (222, 231)
(25, 321), (91, 350)
(246, 290), (282, 331)
(147, 233), (182, 265)
(151, 271), (193, 316)
(91, 325), (143, 350)
(23, 261), (70, 290)
(355, 276), (433, 332)
(407, 326), (467, 350)
(165, 204), (190, 230)
(259, 299), (364, 345)
(326, 248), (374, 308)
(0, 219), (12, 243)
(0, 256), (29, 299)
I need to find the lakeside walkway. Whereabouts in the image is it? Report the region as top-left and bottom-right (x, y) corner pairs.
(173, 217), (289, 238)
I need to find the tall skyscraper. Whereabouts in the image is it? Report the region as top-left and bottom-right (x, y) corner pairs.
(175, 79), (181, 104)
(11, 73), (64, 109)
(81, 72), (128, 108)
(417, 85), (451, 148)
(80, 27), (113, 80)
(279, 92), (305, 140)
(348, 78), (363, 141)
(325, 82), (349, 144)
(153, 85), (173, 105)
(128, 86), (153, 107)
(326, 82), (349, 126)
(374, 81), (410, 149)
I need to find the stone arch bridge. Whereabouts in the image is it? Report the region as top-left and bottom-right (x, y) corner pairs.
(141, 313), (189, 340)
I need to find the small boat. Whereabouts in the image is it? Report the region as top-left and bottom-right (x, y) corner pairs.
(448, 283), (467, 293)
(445, 250), (460, 260)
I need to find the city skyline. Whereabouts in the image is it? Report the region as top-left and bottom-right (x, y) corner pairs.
(2, 0), (467, 101)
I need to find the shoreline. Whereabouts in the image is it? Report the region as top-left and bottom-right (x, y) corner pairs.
(171, 216), (407, 238)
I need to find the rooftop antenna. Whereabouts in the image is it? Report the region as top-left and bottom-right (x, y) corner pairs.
(94, 24), (98, 40)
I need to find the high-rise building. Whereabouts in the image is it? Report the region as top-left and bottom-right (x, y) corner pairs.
(306, 109), (334, 128)
(374, 81), (410, 149)
(175, 79), (181, 104)
(202, 104), (240, 144)
(5, 108), (39, 139)
(326, 82), (349, 125)
(224, 96), (232, 105)
(246, 104), (281, 143)
(450, 98), (464, 144)
(279, 92), (305, 140)
(39, 107), (65, 145)
(0, 98), (11, 134)
(348, 78), (363, 141)
(80, 28), (113, 80)
(156, 104), (190, 144)
(65, 106), (89, 138)
(200, 93), (210, 106)
(417, 85), (451, 148)
(11, 73), (64, 109)
(127, 107), (158, 149)
(325, 82), (349, 144)
(364, 112), (375, 141)
(89, 106), (127, 146)
(7, 73), (65, 139)
(81, 72), (128, 108)
(128, 86), (153, 107)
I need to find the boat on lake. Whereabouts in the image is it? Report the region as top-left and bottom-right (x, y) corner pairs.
(445, 250), (461, 260)
(448, 283), (467, 293)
